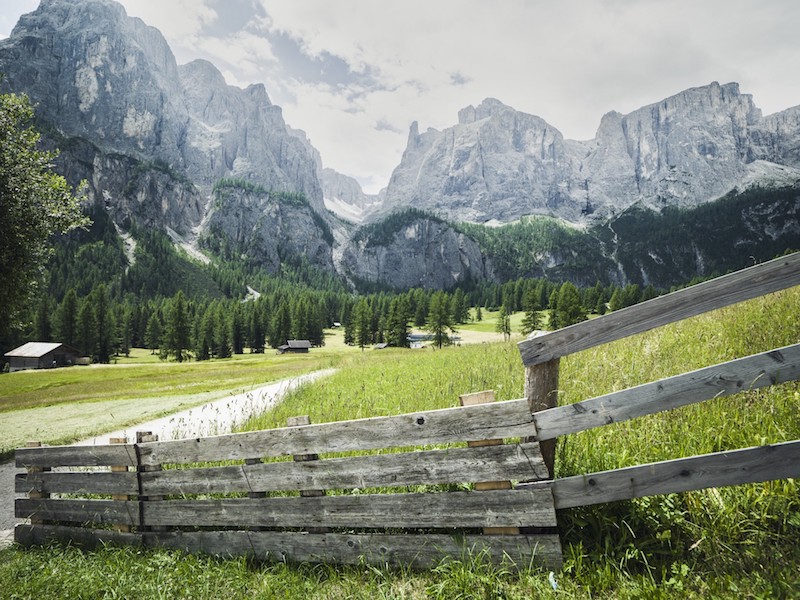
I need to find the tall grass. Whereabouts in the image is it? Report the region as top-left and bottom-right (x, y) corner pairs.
(2, 288), (798, 597)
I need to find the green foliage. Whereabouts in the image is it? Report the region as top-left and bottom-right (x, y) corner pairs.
(459, 215), (614, 283)
(0, 90), (89, 336)
(351, 208), (447, 247)
(426, 290), (457, 348)
(160, 291), (191, 362)
(495, 305), (511, 341)
(594, 187), (800, 287)
(123, 228), (222, 299)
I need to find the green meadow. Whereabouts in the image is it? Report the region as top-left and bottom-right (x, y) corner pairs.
(1, 287), (799, 598)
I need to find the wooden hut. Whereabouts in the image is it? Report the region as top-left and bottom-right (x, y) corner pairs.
(4, 342), (82, 372)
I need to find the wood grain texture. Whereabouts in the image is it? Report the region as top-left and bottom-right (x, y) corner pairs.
(533, 344), (800, 441)
(15, 444), (138, 468)
(143, 488), (557, 529)
(148, 530), (563, 570)
(523, 440), (800, 509)
(524, 359), (559, 477)
(518, 252), (800, 366)
(137, 399), (535, 466)
(15, 498), (141, 526)
(14, 524), (143, 550)
(140, 443), (548, 495)
(13, 525), (563, 570)
(16, 471), (139, 496)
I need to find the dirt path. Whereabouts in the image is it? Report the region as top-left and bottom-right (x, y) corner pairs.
(0, 369), (334, 548)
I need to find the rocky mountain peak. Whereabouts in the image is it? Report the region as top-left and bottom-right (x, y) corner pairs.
(381, 81), (800, 225)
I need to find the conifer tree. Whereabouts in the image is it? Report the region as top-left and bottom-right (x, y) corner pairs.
(56, 289), (79, 347)
(144, 312), (162, 355)
(554, 281), (586, 328)
(353, 298), (373, 350)
(496, 305), (512, 341)
(162, 291), (191, 362)
(426, 291), (456, 349)
(520, 288), (542, 335)
(386, 296), (412, 347)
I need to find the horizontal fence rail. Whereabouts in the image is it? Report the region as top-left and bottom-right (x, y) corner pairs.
(532, 343), (800, 441)
(13, 526), (563, 570)
(14, 397), (562, 569)
(13, 254), (800, 569)
(522, 440), (800, 509)
(518, 252), (800, 366)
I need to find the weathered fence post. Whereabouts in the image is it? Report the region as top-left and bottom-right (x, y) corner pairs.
(524, 358), (560, 478)
(136, 431), (161, 533)
(287, 415), (328, 533)
(25, 441), (48, 525)
(459, 391), (519, 535)
(110, 436), (130, 532)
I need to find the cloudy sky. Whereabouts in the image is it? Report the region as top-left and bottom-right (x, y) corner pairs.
(3, 0), (800, 193)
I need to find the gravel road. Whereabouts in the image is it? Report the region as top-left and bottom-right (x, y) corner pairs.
(0, 369), (334, 548)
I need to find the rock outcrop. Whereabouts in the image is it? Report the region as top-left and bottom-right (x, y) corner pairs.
(0, 0), (324, 239)
(341, 217), (493, 289)
(321, 168), (382, 223)
(381, 84), (800, 224)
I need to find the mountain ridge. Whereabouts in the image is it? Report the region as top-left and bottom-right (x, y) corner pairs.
(1, 0), (799, 291)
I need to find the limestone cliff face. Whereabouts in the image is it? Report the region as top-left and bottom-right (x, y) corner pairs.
(203, 185), (334, 274)
(321, 168), (382, 223)
(341, 218), (493, 289)
(381, 83), (800, 224)
(0, 0), (324, 240)
(382, 99), (581, 223)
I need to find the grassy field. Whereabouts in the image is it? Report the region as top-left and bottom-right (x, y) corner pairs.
(0, 335), (361, 457)
(1, 288), (799, 597)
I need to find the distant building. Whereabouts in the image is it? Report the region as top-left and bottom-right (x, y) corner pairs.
(4, 342), (82, 372)
(277, 340), (312, 354)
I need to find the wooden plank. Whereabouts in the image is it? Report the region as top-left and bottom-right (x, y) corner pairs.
(137, 399), (535, 466)
(15, 444), (138, 468)
(522, 440), (800, 509)
(140, 442), (549, 496)
(14, 524), (143, 550)
(145, 530), (563, 570)
(524, 357), (559, 477)
(288, 416), (327, 534)
(13, 525), (562, 570)
(518, 252), (800, 366)
(16, 471), (139, 496)
(460, 391), (520, 535)
(143, 488), (557, 529)
(16, 498), (141, 526)
(533, 344), (800, 441)
(24, 441), (49, 525)
(110, 436), (132, 533)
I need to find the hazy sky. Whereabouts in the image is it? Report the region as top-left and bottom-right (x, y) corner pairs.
(3, 0), (800, 193)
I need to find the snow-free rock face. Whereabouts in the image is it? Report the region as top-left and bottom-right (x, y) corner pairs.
(204, 184), (334, 274)
(381, 99), (582, 223)
(341, 218), (493, 289)
(321, 168), (382, 223)
(0, 0), (324, 237)
(382, 83), (800, 224)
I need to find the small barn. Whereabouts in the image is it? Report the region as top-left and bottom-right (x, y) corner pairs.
(277, 340), (312, 354)
(4, 342), (82, 372)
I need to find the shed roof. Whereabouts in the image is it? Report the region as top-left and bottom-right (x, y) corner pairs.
(4, 342), (79, 358)
(287, 340), (312, 349)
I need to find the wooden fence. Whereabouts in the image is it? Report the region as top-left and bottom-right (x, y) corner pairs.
(13, 252), (800, 569)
